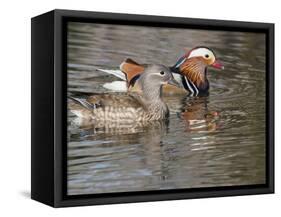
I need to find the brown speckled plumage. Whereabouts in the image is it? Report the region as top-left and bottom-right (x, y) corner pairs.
(69, 65), (179, 123)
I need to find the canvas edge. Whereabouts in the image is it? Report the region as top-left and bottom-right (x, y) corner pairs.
(30, 9), (275, 208)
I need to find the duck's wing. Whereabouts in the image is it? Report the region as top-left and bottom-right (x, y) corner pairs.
(86, 93), (143, 109)
(97, 58), (145, 84)
(100, 58), (145, 92)
(120, 58), (145, 86)
(96, 68), (126, 81)
(100, 58), (145, 93)
(69, 94), (138, 117)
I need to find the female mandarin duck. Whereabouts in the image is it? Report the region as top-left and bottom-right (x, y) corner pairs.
(101, 46), (224, 96)
(69, 64), (180, 122)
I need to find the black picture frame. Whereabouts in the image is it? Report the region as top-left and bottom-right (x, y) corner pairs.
(31, 9), (274, 207)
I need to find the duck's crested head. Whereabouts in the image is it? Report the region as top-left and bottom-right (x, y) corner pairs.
(171, 46), (223, 93)
(182, 46), (224, 70)
(138, 64), (180, 100)
(142, 64), (180, 87)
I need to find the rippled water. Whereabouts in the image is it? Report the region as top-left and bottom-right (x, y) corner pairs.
(67, 22), (266, 195)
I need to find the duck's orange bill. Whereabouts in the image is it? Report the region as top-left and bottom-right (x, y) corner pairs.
(211, 60), (224, 70)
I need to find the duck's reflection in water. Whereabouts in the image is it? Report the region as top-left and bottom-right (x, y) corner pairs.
(180, 96), (219, 132)
(69, 114), (169, 141)
(164, 94), (219, 133)
(68, 114), (170, 194)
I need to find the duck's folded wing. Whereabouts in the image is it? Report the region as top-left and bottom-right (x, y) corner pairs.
(87, 94), (143, 108)
(96, 68), (126, 80)
(96, 58), (145, 84)
(120, 58), (145, 86)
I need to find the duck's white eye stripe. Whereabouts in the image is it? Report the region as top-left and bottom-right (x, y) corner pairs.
(188, 48), (213, 59)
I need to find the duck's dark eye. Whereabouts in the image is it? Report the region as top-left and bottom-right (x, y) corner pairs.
(160, 71), (165, 75)
(205, 54), (209, 58)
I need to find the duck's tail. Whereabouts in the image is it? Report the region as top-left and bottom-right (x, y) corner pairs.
(68, 96), (99, 119)
(68, 96), (95, 110)
(96, 68), (126, 81)
(96, 67), (128, 91)
(96, 58), (146, 91)
(69, 96), (92, 110)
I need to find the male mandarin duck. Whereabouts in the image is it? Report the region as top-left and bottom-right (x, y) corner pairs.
(101, 46), (224, 96)
(69, 64), (180, 122)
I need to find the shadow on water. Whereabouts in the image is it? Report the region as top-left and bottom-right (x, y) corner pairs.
(67, 22), (266, 195)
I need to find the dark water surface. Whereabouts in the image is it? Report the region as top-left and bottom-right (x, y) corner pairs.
(67, 22), (266, 195)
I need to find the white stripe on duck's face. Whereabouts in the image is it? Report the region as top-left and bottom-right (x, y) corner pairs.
(187, 47), (216, 65)
(188, 48), (214, 58)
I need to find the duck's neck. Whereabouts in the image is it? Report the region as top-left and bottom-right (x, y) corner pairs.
(174, 58), (209, 92)
(141, 82), (163, 103)
(138, 77), (166, 106)
(140, 83), (169, 119)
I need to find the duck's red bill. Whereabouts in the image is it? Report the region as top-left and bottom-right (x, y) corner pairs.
(211, 60), (224, 69)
